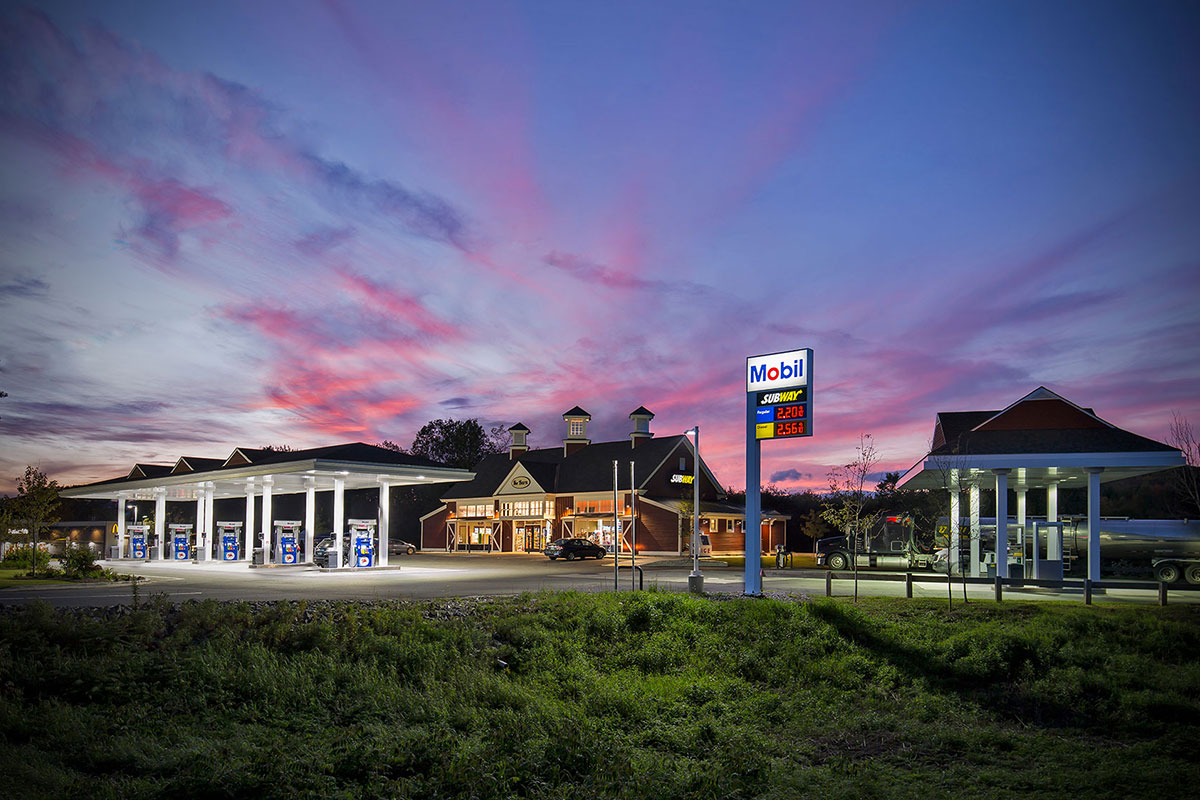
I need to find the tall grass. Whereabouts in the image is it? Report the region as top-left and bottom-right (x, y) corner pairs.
(0, 593), (1197, 799)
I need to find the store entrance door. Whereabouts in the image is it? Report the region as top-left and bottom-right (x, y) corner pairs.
(516, 524), (547, 553)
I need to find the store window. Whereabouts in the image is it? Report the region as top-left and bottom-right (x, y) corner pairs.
(569, 419), (585, 437)
(461, 503), (494, 518)
(574, 498), (614, 515)
(501, 500), (545, 517)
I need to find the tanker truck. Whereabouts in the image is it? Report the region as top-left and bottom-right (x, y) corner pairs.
(818, 514), (1200, 583)
(815, 515), (941, 571)
(1058, 517), (1200, 584)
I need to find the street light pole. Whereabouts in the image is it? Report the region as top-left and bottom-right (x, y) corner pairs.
(686, 426), (703, 593)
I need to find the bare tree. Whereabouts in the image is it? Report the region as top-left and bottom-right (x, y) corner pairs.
(1168, 413), (1200, 519)
(821, 434), (881, 601)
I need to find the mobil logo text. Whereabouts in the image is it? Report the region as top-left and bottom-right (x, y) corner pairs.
(746, 348), (811, 392)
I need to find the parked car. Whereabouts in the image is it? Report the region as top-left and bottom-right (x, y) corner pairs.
(544, 538), (607, 561)
(388, 539), (417, 556)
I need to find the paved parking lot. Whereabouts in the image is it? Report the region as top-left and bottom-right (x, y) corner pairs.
(1, 553), (1194, 607)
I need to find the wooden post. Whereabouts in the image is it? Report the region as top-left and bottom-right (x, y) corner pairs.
(1159, 582), (1168, 607)
(905, 572), (913, 599)
(994, 575), (1002, 603)
(825, 570), (832, 597)
(1084, 579), (1092, 606)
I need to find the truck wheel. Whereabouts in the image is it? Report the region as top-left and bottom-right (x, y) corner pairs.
(1185, 564), (1200, 585)
(1155, 563), (1181, 584)
(828, 552), (849, 571)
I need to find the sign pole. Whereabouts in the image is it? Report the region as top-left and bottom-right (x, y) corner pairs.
(745, 391), (762, 596)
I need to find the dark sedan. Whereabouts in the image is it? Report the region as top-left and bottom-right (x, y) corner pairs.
(544, 538), (606, 561)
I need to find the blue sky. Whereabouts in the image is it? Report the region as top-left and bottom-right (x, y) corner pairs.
(1, 0), (1197, 494)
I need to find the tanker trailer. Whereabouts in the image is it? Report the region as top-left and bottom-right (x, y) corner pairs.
(1061, 517), (1200, 583)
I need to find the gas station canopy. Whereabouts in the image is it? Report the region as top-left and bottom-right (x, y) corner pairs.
(896, 387), (1184, 492)
(61, 442), (474, 501)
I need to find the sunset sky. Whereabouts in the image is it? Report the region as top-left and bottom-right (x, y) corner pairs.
(2, 0), (1198, 496)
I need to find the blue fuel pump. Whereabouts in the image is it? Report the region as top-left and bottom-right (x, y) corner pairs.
(128, 525), (149, 559)
(217, 522), (242, 561)
(348, 519), (376, 567)
(275, 521), (302, 565)
(169, 524), (192, 560)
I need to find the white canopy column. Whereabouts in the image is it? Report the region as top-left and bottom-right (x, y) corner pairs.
(948, 472), (960, 575)
(304, 477), (316, 564)
(1016, 489), (1026, 548)
(1086, 467), (1103, 581)
(155, 489), (166, 560)
(203, 482), (215, 559)
(378, 480), (390, 567)
(244, 479), (255, 561)
(333, 476), (345, 568)
(993, 469), (1010, 579)
(116, 496), (127, 559)
(261, 477), (274, 564)
(969, 483), (981, 577)
(194, 491), (205, 560)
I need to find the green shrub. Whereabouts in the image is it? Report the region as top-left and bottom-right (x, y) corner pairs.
(1, 545), (50, 570)
(62, 546), (102, 579)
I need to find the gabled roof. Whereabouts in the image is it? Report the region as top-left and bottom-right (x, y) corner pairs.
(507, 422), (530, 432)
(629, 406), (655, 418)
(128, 463), (172, 480)
(441, 435), (712, 500)
(899, 387), (1184, 491)
(562, 406), (591, 419)
(930, 387), (1167, 457)
(171, 456), (225, 474)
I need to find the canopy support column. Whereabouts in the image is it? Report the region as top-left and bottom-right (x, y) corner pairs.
(1086, 468), (1103, 581)
(154, 489), (166, 560)
(244, 479), (255, 561)
(203, 482), (215, 560)
(948, 472), (960, 575)
(304, 477), (316, 565)
(378, 480), (390, 567)
(993, 469), (1010, 579)
(969, 483), (981, 578)
(1016, 489), (1026, 547)
(262, 477), (274, 564)
(116, 496), (126, 559)
(333, 477), (345, 568)
(194, 491), (205, 560)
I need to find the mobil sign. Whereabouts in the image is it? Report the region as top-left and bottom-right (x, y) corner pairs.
(747, 348), (813, 440)
(746, 348), (811, 392)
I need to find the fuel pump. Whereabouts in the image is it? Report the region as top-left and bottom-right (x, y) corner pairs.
(216, 522), (243, 561)
(275, 521), (302, 565)
(169, 524), (193, 561)
(128, 524), (150, 559)
(348, 519), (377, 567)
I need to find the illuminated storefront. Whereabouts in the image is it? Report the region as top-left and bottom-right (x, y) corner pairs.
(420, 407), (788, 555)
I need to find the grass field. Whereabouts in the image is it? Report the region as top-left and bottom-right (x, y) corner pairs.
(0, 568), (71, 589)
(1, 592), (1197, 799)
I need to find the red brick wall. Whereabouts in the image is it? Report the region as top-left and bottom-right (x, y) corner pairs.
(636, 503), (681, 553)
(421, 506), (450, 550)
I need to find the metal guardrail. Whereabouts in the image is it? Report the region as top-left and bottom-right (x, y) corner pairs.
(823, 570), (1197, 605)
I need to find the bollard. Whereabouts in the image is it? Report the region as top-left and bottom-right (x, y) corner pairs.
(1084, 579), (1092, 605)
(905, 572), (913, 599)
(825, 570), (832, 597)
(1159, 582), (1168, 607)
(994, 575), (1002, 602)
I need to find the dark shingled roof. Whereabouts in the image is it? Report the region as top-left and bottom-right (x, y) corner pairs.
(442, 435), (690, 499)
(562, 406), (591, 418)
(173, 456), (225, 473)
(78, 442), (451, 489)
(932, 427), (1176, 456)
(507, 422), (530, 432)
(629, 406), (654, 418)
